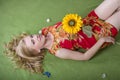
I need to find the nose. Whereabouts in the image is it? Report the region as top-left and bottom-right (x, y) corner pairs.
(31, 35), (39, 41)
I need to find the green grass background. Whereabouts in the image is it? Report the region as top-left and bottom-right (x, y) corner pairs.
(0, 0), (120, 80)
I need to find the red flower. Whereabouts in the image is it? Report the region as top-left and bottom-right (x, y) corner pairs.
(42, 28), (48, 36)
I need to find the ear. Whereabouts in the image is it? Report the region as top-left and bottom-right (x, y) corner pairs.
(38, 49), (41, 53)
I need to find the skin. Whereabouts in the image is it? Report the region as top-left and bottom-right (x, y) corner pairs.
(24, 34), (46, 52)
(95, 0), (120, 31)
(23, 32), (54, 53)
(95, 0), (120, 20)
(23, 0), (120, 61)
(23, 32), (115, 61)
(55, 37), (115, 60)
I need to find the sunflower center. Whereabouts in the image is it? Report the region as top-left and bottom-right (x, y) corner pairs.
(68, 20), (76, 26)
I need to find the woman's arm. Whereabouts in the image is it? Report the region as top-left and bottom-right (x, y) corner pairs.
(55, 36), (115, 61)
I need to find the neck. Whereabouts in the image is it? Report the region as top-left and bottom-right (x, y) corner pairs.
(44, 32), (54, 49)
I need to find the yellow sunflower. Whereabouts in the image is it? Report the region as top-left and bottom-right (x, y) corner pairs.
(62, 14), (83, 34)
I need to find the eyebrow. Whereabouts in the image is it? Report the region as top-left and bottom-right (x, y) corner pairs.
(29, 36), (35, 45)
(30, 35), (33, 38)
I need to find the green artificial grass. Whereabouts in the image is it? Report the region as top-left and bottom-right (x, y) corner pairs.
(0, 0), (120, 80)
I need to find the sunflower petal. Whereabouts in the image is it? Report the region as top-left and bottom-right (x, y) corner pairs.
(62, 14), (83, 34)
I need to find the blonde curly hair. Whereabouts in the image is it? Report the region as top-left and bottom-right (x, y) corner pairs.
(4, 33), (46, 73)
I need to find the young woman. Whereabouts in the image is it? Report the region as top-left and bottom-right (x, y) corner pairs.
(5, 0), (120, 73)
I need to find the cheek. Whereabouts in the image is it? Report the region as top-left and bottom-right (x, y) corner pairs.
(33, 45), (40, 52)
(34, 44), (40, 49)
(34, 38), (45, 50)
(34, 42), (42, 50)
(38, 39), (45, 46)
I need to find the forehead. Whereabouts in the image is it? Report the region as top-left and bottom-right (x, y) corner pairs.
(24, 36), (31, 42)
(23, 36), (32, 48)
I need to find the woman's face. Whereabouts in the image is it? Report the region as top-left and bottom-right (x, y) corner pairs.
(23, 34), (46, 53)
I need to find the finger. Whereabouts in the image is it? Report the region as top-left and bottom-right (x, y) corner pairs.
(108, 36), (115, 42)
(110, 38), (115, 44)
(111, 40), (115, 44)
(111, 38), (115, 43)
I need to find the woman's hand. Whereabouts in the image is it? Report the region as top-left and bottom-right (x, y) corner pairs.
(101, 36), (115, 44)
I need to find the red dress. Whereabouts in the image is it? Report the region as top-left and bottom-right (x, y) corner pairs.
(42, 11), (118, 55)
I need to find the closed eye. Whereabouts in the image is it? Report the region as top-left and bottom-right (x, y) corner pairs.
(31, 39), (35, 45)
